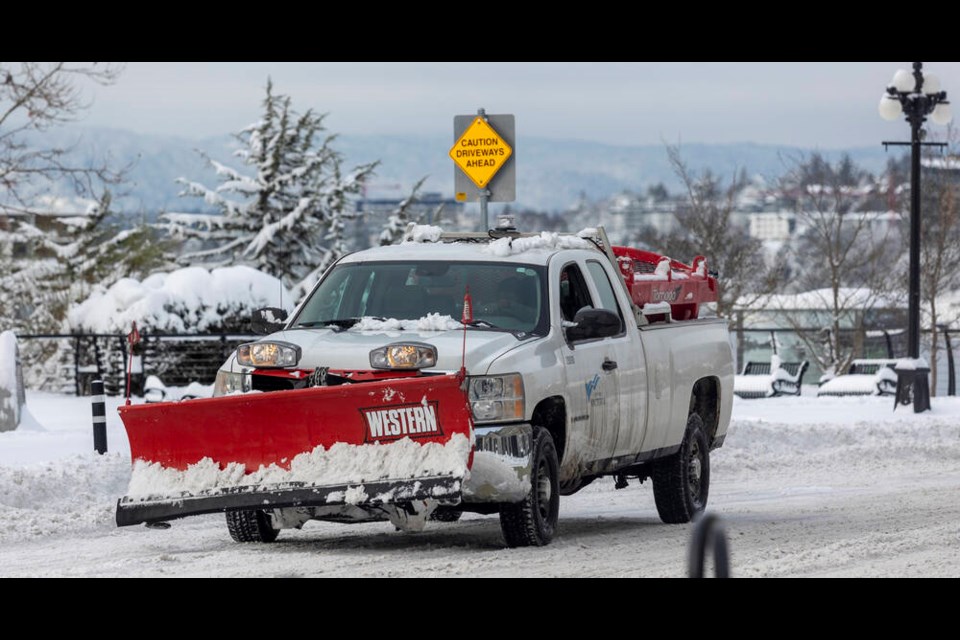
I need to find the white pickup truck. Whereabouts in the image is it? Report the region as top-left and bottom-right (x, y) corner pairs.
(199, 227), (735, 547)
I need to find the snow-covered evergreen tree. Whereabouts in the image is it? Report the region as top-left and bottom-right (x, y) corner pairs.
(379, 177), (428, 246)
(162, 79), (377, 296)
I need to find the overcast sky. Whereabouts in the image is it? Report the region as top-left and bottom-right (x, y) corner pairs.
(79, 62), (960, 148)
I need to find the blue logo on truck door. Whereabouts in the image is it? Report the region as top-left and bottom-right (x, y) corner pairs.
(585, 374), (600, 401)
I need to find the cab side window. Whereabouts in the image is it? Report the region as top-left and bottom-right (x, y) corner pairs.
(586, 261), (625, 334)
(559, 264), (594, 322)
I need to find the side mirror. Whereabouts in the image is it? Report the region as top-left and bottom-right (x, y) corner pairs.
(251, 307), (288, 335)
(565, 307), (621, 342)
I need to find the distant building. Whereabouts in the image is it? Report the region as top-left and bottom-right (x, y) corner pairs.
(749, 212), (795, 241)
(356, 191), (463, 220)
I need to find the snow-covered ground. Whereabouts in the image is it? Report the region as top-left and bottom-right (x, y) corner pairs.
(1, 387), (958, 577)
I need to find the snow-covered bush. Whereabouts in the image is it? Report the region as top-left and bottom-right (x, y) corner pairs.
(68, 265), (293, 334)
(23, 266), (297, 395)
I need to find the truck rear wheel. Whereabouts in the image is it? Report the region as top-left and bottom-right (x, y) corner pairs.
(226, 509), (280, 543)
(499, 427), (560, 547)
(652, 413), (709, 524)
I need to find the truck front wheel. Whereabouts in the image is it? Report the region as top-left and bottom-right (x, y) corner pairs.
(226, 509), (280, 543)
(499, 427), (560, 547)
(652, 413), (710, 524)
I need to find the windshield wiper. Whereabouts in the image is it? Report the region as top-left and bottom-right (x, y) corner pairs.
(293, 317), (384, 331)
(462, 319), (499, 329)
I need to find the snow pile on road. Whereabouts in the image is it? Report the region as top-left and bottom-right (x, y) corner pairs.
(351, 314), (463, 331)
(125, 433), (472, 500)
(68, 265), (293, 333)
(0, 453), (131, 543)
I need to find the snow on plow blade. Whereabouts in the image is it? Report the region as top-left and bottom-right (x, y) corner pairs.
(116, 373), (474, 527)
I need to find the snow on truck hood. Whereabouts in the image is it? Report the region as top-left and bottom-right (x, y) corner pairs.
(265, 323), (532, 375)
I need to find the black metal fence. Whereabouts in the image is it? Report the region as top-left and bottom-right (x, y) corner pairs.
(14, 326), (960, 397)
(17, 332), (256, 396)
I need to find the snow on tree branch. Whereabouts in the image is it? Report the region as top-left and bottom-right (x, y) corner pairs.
(163, 79), (378, 298)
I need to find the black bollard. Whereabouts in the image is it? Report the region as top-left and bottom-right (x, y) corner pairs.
(92, 379), (107, 454)
(688, 512), (731, 578)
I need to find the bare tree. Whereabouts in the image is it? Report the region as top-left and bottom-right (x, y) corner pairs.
(639, 145), (780, 319)
(777, 153), (901, 378)
(0, 62), (125, 216)
(0, 63), (130, 336)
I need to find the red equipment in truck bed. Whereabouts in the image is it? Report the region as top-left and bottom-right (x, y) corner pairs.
(611, 246), (718, 321)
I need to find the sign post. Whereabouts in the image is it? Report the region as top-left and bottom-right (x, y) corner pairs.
(450, 109), (515, 230)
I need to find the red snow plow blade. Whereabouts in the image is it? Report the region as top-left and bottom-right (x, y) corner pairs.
(116, 372), (474, 527)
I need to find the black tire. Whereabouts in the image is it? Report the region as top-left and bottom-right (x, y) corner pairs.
(226, 510), (280, 543)
(652, 413), (710, 524)
(429, 508), (463, 522)
(499, 428), (560, 547)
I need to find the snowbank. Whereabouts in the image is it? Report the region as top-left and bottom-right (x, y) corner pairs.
(718, 395), (960, 485)
(0, 453), (131, 543)
(68, 265), (293, 333)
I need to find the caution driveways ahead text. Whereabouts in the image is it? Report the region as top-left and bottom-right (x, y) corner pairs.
(449, 116), (513, 189)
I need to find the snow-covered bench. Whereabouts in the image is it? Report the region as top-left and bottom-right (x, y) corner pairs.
(143, 375), (213, 403)
(816, 359), (899, 397)
(733, 356), (809, 399)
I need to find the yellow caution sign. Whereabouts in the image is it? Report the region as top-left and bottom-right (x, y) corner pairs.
(449, 116), (513, 189)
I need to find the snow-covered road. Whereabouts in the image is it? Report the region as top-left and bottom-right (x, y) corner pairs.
(2, 391), (959, 577)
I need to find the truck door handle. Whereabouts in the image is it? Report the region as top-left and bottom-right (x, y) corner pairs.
(603, 359), (618, 372)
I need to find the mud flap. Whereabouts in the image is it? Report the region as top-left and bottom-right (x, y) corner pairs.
(116, 373), (473, 526)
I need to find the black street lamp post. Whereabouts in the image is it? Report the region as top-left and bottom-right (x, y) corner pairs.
(879, 62), (952, 413)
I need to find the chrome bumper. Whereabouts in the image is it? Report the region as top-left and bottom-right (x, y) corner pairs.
(462, 423), (533, 503)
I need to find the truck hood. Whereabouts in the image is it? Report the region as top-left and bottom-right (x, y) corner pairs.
(262, 327), (533, 375)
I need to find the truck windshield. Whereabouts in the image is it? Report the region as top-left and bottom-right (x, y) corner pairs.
(292, 261), (548, 334)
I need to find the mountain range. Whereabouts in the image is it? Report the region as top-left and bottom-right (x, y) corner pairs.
(26, 126), (902, 216)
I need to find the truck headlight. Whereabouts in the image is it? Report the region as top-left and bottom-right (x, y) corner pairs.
(370, 342), (437, 370)
(468, 374), (524, 423)
(236, 341), (301, 368)
(213, 370), (251, 397)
